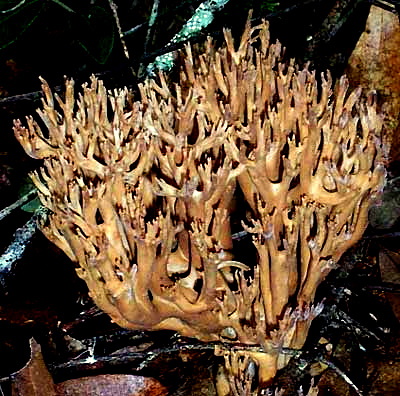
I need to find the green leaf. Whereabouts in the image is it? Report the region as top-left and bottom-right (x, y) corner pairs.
(0, 0), (43, 49)
(74, 5), (115, 64)
(21, 196), (41, 213)
(260, 1), (279, 13)
(18, 177), (40, 213)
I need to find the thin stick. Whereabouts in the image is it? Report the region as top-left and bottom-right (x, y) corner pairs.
(0, 207), (47, 290)
(138, 0), (160, 76)
(321, 358), (363, 396)
(144, 0), (160, 56)
(108, 0), (135, 76)
(0, 189), (36, 222)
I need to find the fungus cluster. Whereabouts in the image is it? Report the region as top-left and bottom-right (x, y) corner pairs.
(14, 17), (385, 393)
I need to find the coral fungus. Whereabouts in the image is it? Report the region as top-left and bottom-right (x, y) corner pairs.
(14, 16), (385, 394)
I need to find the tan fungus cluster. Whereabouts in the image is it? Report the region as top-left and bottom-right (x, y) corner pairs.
(14, 17), (385, 390)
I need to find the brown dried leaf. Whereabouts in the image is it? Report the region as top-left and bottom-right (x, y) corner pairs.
(56, 374), (168, 396)
(379, 249), (400, 322)
(11, 338), (57, 396)
(345, 4), (400, 160)
(10, 338), (168, 396)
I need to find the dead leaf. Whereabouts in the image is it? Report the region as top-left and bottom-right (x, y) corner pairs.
(369, 183), (400, 229)
(379, 249), (400, 322)
(345, 4), (400, 160)
(10, 338), (168, 396)
(11, 338), (57, 396)
(56, 374), (168, 396)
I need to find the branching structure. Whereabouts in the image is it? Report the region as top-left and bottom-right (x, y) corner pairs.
(14, 17), (385, 394)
